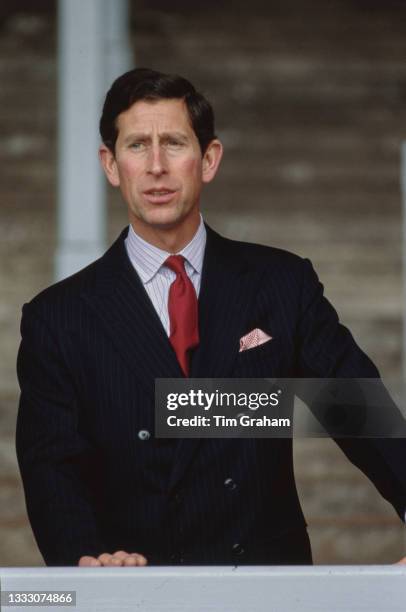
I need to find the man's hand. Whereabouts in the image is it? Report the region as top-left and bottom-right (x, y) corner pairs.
(79, 550), (148, 567)
(395, 557), (406, 565)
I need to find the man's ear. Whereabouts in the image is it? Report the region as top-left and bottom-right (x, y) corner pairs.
(201, 139), (223, 184)
(99, 144), (120, 187)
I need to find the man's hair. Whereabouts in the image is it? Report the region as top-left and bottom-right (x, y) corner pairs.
(99, 67), (216, 155)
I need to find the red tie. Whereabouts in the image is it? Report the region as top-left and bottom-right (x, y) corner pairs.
(165, 255), (199, 376)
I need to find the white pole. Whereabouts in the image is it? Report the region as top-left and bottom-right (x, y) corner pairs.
(102, 0), (133, 90)
(402, 143), (406, 381)
(56, 0), (131, 281)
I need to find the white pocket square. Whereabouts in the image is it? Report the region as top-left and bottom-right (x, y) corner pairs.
(239, 328), (273, 352)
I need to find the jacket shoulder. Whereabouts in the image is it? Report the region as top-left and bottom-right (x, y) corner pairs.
(214, 231), (307, 274)
(22, 228), (128, 319)
(26, 257), (101, 315)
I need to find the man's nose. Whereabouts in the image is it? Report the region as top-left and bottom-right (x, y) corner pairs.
(147, 145), (167, 176)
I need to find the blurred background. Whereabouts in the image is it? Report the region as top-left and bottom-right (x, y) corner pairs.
(1, 0), (406, 565)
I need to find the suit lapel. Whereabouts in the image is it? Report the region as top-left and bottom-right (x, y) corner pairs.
(81, 228), (183, 398)
(190, 225), (259, 378)
(169, 225), (267, 490)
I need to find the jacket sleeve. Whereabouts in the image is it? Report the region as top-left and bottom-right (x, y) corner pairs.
(296, 258), (406, 520)
(16, 303), (105, 565)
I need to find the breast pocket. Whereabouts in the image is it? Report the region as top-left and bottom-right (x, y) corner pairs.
(234, 338), (282, 377)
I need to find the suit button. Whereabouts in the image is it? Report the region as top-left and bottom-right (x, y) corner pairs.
(232, 543), (245, 556)
(170, 551), (184, 563)
(224, 477), (237, 490)
(138, 429), (150, 441)
(170, 492), (182, 507)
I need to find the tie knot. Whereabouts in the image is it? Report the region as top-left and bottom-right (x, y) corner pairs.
(165, 255), (186, 277)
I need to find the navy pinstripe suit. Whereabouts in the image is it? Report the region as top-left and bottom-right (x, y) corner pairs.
(16, 225), (406, 566)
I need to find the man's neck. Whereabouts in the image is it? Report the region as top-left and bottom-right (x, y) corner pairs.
(129, 214), (201, 254)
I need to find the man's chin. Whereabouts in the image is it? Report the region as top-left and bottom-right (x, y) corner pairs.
(146, 216), (183, 231)
(137, 210), (194, 232)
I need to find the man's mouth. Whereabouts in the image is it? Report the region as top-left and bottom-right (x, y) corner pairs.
(150, 189), (171, 194)
(143, 189), (178, 204)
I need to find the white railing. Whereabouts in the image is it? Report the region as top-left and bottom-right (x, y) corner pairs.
(1, 566), (405, 611)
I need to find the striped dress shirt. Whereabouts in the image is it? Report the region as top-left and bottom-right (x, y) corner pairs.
(124, 216), (206, 336)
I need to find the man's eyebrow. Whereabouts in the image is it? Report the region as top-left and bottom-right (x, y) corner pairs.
(123, 132), (150, 144)
(160, 131), (189, 141)
(123, 131), (189, 144)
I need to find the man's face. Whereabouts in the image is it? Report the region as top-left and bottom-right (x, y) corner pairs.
(100, 98), (222, 247)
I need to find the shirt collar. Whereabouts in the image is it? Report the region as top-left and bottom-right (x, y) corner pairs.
(125, 214), (206, 284)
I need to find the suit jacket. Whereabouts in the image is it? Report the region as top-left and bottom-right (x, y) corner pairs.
(16, 225), (406, 566)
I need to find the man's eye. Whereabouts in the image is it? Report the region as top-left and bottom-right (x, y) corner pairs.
(130, 142), (145, 150)
(167, 140), (183, 148)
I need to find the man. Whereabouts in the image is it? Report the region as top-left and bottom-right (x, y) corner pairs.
(16, 68), (406, 568)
